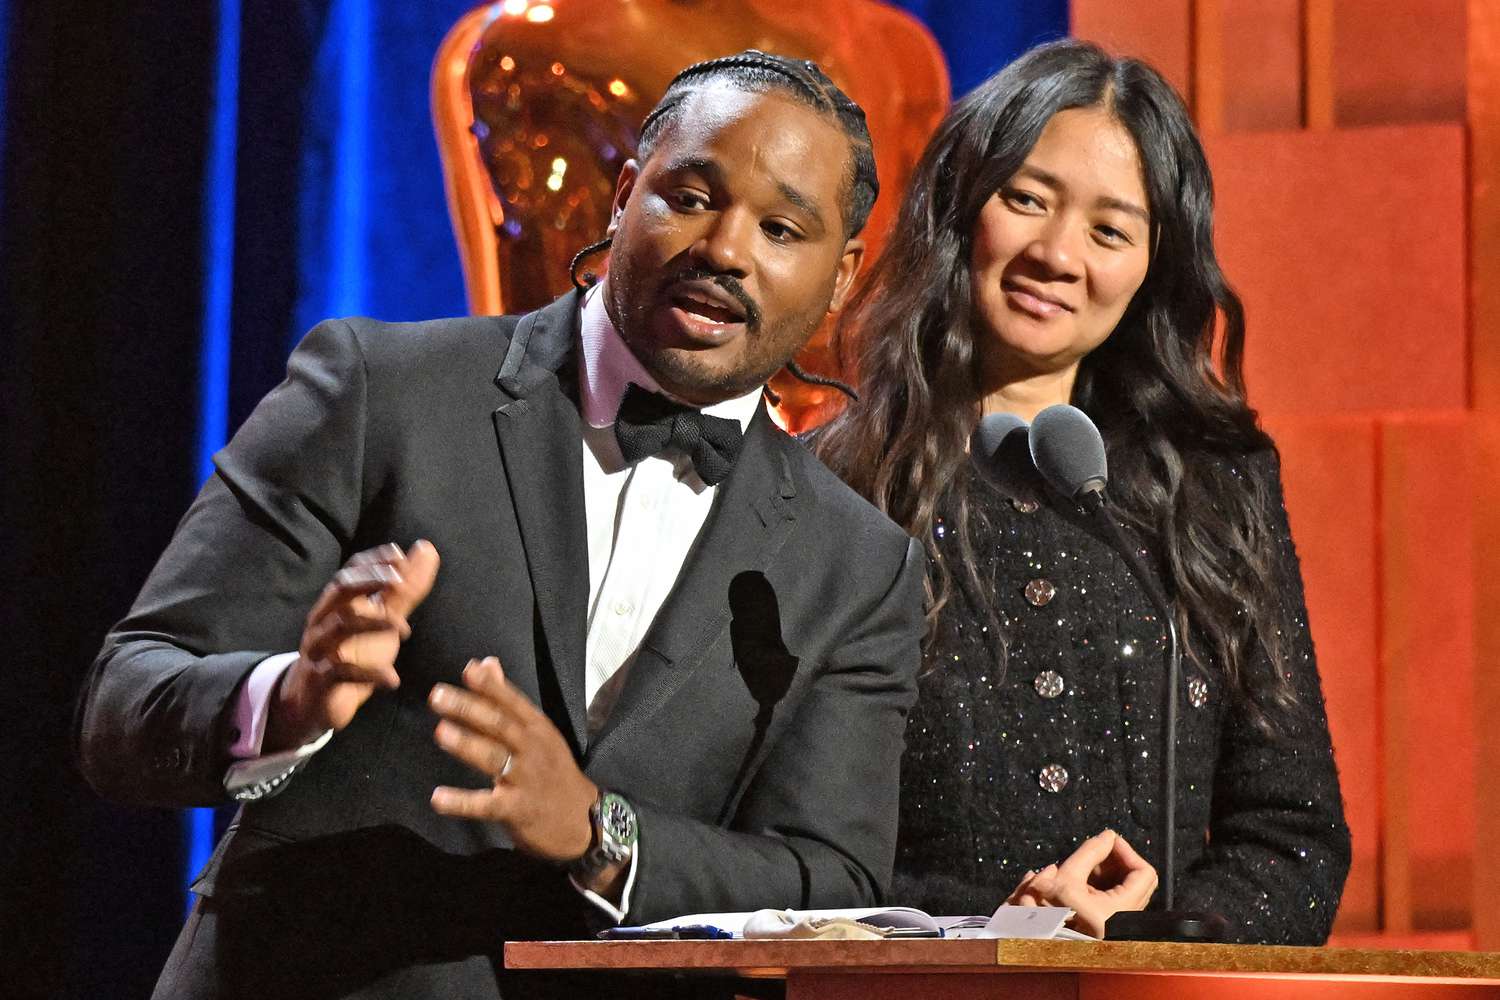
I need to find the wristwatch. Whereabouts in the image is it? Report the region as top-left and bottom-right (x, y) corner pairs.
(568, 789), (638, 882)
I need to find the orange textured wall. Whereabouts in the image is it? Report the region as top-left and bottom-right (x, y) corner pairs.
(1264, 416), (1381, 931)
(1072, 0), (1482, 944)
(1209, 125), (1467, 415)
(1333, 0), (1467, 126)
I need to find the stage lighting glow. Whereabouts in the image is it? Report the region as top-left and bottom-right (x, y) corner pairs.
(546, 156), (567, 192)
(190, 0), (241, 916)
(527, 5), (555, 23)
(330, 0), (370, 318)
(608, 79), (629, 98)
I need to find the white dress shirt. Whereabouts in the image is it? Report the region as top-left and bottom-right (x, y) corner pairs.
(576, 285), (761, 731)
(223, 282), (763, 921)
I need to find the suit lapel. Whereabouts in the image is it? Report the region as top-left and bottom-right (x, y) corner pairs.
(492, 292), (591, 754)
(588, 404), (799, 757)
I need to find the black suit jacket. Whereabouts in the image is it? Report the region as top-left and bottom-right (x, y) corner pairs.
(76, 291), (925, 999)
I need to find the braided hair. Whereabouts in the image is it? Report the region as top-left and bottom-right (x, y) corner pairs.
(573, 49), (872, 400)
(638, 50), (877, 238)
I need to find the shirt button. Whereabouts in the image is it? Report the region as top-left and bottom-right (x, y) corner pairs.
(1038, 763), (1069, 793)
(1034, 670), (1065, 699)
(612, 599), (633, 616)
(1024, 579), (1057, 607)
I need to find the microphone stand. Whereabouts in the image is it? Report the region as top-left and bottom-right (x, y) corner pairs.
(1080, 487), (1227, 943)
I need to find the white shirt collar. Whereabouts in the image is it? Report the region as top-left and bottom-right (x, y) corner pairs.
(578, 280), (764, 432)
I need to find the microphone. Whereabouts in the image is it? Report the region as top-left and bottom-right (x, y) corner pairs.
(974, 411), (1029, 461)
(1028, 404), (1107, 502)
(970, 412), (1029, 487)
(1026, 404), (1226, 943)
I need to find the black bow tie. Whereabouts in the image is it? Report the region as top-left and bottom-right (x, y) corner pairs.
(613, 383), (744, 486)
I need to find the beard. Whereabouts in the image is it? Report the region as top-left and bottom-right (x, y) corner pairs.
(605, 262), (828, 405)
(634, 335), (789, 401)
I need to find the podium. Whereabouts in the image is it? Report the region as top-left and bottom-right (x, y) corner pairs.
(506, 938), (1500, 998)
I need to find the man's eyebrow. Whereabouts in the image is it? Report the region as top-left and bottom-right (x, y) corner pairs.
(1015, 164), (1149, 223)
(661, 155), (723, 182)
(776, 180), (824, 223)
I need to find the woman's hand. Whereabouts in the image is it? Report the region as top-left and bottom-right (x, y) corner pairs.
(1006, 829), (1158, 938)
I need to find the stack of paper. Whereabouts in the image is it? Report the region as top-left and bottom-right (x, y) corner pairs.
(626, 905), (1094, 941)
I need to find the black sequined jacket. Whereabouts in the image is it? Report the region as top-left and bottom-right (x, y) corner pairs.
(893, 444), (1351, 944)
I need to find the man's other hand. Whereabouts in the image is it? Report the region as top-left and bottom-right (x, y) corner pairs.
(265, 540), (440, 752)
(428, 658), (603, 868)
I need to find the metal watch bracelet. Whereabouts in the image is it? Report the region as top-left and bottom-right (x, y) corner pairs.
(567, 790), (638, 881)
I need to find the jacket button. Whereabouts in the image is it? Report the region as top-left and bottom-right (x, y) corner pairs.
(1038, 763), (1069, 793)
(1034, 670), (1065, 699)
(1188, 675), (1210, 708)
(1024, 579), (1057, 607)
(1012, 497), (1040, 514)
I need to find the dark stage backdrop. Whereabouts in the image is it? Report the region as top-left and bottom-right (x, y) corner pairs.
(0, 2), (1065, 997)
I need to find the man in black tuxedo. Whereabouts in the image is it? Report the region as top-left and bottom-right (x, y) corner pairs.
(75, 51), (924, 999)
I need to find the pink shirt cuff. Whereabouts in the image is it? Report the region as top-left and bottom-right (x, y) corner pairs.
(229, 651), (300, 758)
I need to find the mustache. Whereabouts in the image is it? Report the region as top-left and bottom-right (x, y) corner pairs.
(665, 267), (763, 330)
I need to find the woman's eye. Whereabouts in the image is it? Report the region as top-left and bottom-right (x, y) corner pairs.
(1004, 188), (1045, 212)
(1094, 224), (1131, 246)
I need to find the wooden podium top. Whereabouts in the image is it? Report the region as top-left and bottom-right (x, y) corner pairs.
(505, 937), (1500, 985)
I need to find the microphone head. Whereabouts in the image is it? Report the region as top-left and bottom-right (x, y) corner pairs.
(971, 412), (1029, 469)
(969, 412), (1029, 492)
(1029, 404), (1108, 499)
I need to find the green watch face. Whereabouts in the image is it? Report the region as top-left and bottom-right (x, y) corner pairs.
(600, 792), (638, 846)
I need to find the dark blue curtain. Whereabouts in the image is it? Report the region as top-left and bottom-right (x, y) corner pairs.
(0, 2), (1063, 997)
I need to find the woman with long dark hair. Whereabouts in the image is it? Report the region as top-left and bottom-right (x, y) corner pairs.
(815, 40), (1350, 942)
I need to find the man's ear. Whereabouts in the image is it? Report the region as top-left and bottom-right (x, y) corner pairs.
(607, 159), (642, 237)
(827, 238), (867, 314)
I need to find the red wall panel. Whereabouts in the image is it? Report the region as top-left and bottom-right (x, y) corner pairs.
(1070, 0), (1193, 100)
(1208, 125), (1467, 415)
(1221, 0), (1304, 131)
(1473, 419), (1500, 948)
(1263, 414), (1381, 931)
(1333, 0), (1466, 126)
(1379, 415), (1475, 931)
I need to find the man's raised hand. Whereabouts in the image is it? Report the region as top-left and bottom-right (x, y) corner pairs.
(265, 540), (440, 752)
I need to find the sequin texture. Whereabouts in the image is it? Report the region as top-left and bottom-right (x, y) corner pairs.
(893, 446), (1350, 944)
